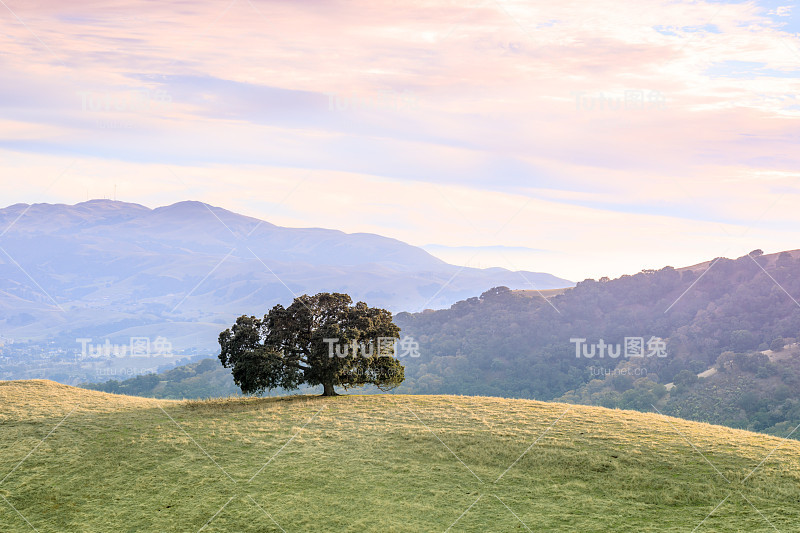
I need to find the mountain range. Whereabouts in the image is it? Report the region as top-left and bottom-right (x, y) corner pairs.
(0, 199), (571, 352)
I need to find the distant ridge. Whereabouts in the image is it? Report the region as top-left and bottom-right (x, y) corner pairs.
(678, 248), (800, 273)
(0, 200), (572, 355)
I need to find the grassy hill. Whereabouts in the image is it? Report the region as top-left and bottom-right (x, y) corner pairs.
(2, 381), (800, 532)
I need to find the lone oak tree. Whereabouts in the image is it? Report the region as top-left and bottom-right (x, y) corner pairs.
(218, 292), (405, 396)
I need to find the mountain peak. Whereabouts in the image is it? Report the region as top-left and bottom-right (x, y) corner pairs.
(153, 201), (229, 219)
(74, 199), (151, 211)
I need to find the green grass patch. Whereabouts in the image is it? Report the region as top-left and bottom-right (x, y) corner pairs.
(1, 381), (799, 531)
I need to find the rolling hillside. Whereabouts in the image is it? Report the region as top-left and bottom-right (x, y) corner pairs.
(2, 381), (800, 531)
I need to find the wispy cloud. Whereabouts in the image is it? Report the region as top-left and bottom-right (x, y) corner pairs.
(1, 0), (799, 279)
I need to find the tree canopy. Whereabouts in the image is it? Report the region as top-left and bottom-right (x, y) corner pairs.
(218, 292), (404, 396)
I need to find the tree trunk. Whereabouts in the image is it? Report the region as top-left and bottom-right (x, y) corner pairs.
(321, 382), (338, 396)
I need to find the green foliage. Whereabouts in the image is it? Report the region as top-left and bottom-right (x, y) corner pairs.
(716, 351), (735, 372)
(736, 391), (761, 414)
(611, 373), (634, 392)
(82, 358), (241, 399)
(687, 360), (707, 373)
(398, 252), (800, 402)
(770, 337), (786, 352)
(732, 352), (770, 374)
(673, 370), (698, 387)
(620, 387), (657, 410)
(730, 330), (758, 352)
(219, 293), (404, 396)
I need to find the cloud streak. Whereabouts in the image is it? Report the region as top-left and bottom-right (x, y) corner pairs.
(1, 0), (799, 280)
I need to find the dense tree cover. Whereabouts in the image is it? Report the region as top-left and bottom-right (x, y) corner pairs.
(83, 358), (241, 399)
(219, 293), (404, 396)
(395, 251), (800, 434)
(565, 345), (800, 437)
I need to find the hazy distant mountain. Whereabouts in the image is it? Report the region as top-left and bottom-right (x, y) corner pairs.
(0, 200), (571, 352)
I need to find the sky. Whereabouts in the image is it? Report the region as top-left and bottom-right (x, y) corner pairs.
(1, 0), (799, 281)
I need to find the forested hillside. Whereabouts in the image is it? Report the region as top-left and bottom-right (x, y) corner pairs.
(84, 358), (241, 399)
(395, 249), (800, 434)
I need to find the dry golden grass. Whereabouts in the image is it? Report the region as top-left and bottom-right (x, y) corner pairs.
(0, 379), (173, 421)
